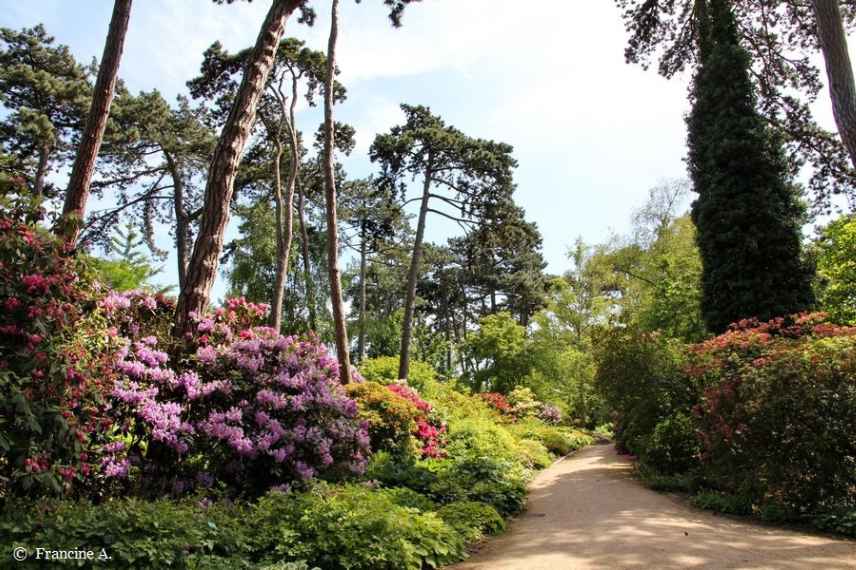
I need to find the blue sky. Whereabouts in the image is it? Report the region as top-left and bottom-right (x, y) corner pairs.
(2, 1), (844, 301)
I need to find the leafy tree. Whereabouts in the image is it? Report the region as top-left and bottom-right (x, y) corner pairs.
(815, 214), (856, 323)
(79, 91), (215, 289)
(450, 202), (547, 326)
(340, 177), (406, 361)
(527, 281), (602, 424)
(59, 0), (133, 244)
(562, 239), (616, 343)
(461, 311), (529, 393)
(225, 199), (279, 304)
(687, 0), (814, 333)
(90, 222), (164, 291)
(616, 0), (856, 213)
(370, 104), (517, 380)
(634, 216), (705, 341)
(174, 0), (421, 335)
(0, 25), (92, 201)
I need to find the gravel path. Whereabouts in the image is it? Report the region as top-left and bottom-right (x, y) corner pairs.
(452, 443), (856, 569)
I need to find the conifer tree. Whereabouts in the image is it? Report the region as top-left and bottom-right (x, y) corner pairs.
(687, 0), (814, 333)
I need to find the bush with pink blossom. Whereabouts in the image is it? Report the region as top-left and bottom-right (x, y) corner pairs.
(387, 383), (447, 458)
(0, 216), (125, 496)
(105, 299), (370, 496)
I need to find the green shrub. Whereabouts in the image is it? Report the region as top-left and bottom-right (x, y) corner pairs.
(639, 469), (693, 493)
(437, 501), (505, 542)
(507, 386), (541, 418)
(429, 455), (528, 517)
(252, 485), (465, 570)
(691, 492), (753, 516)
(594, 326), (693, 458)
(813, 509), (856, 538)
(0, 497), (253, 569)
(0, 484), (467, 570)
(380, 487), (437, 512)
(508, 421), (593, 457)
(365, 451), (438, 494)
(516, 439), (552, 469)
(345, 381), (420, 456)
(444, 417), (522, 463)
(641, 412), (700, 475)
(360, 356), (437, 391)
(594, 422), (615, 439)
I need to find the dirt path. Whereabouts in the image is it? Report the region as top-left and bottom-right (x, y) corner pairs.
(452, 443), (856, 570)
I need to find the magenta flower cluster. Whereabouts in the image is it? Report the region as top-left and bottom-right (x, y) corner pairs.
(106, 294), (369, 493)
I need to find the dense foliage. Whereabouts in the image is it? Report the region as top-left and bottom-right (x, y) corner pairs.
(597, 313), (856, 532)
(0, 217), (120, 496)
(686, 0), (814, 334)
(816, 215), (856, 324)
(0, 214), (595, 567)
(6, 0), (856, 561)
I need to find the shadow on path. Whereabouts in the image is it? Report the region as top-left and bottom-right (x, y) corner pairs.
(452, 444), (856, 570)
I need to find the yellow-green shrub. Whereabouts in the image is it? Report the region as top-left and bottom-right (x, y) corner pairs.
(359, 356), (437, 391)
(345, 382), (420, 456)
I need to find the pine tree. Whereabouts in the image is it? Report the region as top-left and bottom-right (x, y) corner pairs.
(687, 0), (814, 334)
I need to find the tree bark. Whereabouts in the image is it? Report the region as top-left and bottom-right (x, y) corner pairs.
(174, 0), (302, 336)
(270, 79), (300, 332)
(814, 0), (856, 169)
(165, 151), (189, 290)
(398, 158), (433, 381)
(357, 224), (368, 362)
(297, 182), (317, 331)
(58, 0), (132, 244)
(322, 0), (352, 383)
(271, 142), (287, 331)
(34, 141), (51, 198)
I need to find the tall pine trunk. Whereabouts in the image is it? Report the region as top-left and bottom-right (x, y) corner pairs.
(271, 86), (300, 331)
(271, 142), (288, 330)
(174, 0), (302, 336)
(59, 0), (132, 244)
(165, 151), (189, 290)
(322, 0), (352, 383)
(398, 159), (433, 381)
(813, 0), (856, 170)
(357, 224), (368, 362)
(297, 183), (317, 330)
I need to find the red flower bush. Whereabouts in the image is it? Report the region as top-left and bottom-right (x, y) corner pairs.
(479, 392), (512, 414)
(0, 217), (123, 496)
(690, 313), (856, 513)
(387, 383), (447, 458)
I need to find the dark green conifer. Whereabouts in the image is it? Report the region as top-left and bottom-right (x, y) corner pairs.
(687, 0), (814, 333)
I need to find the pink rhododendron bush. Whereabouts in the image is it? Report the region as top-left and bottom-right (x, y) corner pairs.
(0, 218), (368, 498)
(0, 217), (123, 496)
(107, 299), (370, 497)
(597, 313), (856, 524)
